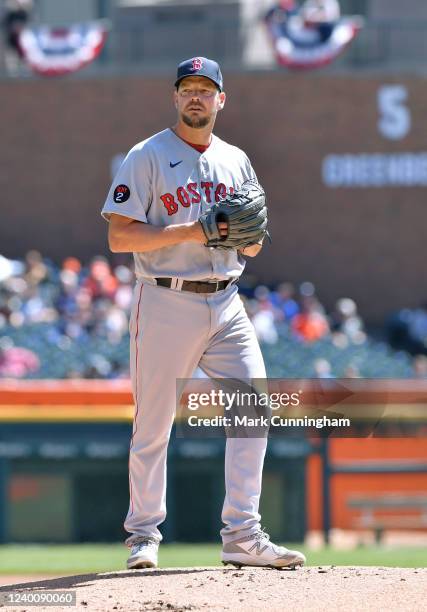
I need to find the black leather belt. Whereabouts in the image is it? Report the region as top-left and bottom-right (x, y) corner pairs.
(155, 277), (236, 294)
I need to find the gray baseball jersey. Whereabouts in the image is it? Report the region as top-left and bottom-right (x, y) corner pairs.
(102, 128), (257, 281)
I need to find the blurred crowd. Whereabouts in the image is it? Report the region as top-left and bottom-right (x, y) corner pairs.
(0, 251), (426, 379)
(387, 305), (427, 356)
(242, 281), (427, 379)
(0, 251), (133, 378)
(245, 281), (365, 346)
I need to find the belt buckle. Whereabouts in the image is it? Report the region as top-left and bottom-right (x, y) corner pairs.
(214, 281), (220, 292)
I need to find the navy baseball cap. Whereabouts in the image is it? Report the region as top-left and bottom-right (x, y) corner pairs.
(175, 57), (223, 91)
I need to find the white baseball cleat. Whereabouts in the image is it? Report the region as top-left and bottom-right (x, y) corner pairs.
(126, 536), (159, 569)
(221, 529), (306, 569)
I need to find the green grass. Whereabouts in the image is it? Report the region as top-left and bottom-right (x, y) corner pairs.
(0, 543), (426, 574)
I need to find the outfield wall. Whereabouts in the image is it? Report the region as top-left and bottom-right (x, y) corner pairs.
(0, 381), (426, 542)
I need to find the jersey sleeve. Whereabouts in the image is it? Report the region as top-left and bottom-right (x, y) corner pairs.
(243, 153), (258, 184)
(244, 154), (264, 245)
(101, 145), (152, 223)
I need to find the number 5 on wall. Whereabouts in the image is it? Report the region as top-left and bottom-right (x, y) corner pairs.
(377, 85), (411, 141)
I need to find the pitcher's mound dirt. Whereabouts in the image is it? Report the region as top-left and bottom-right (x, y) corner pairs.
(0, 566), (425, 611)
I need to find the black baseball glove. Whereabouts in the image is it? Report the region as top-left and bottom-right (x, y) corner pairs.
(199, 180), (269, 249)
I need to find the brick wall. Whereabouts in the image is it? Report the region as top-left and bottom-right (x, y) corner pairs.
(1, 72), (426, 322)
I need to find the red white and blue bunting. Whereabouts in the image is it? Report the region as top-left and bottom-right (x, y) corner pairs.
(18, 21), (108, 76)
(265, 9), (363, 70)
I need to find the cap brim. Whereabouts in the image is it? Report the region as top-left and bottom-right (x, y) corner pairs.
(175, 75), (222, 91)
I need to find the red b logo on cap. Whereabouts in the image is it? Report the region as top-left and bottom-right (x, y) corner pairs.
(192, 57), (203, 71)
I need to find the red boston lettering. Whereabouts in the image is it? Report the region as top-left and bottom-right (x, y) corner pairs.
(215, 183), (227, 202)
(160, 193), (179, 215)
(177, 187), (190, 207)
(187, 182), (201, 204)
(161, 183), (235, 215)
(201, 181), (213, 204)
